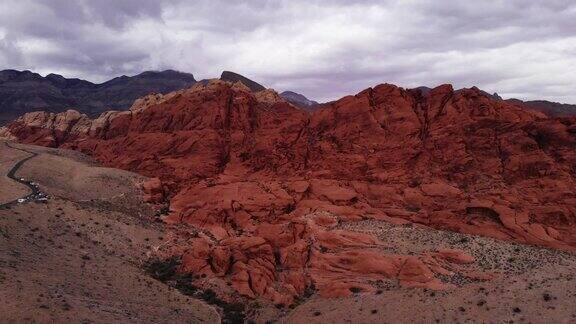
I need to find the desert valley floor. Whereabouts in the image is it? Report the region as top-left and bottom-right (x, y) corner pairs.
(0, 141), (219, 323)
(1, 140), (576, 323)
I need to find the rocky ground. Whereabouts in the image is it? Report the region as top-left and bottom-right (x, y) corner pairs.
(2, 141), (576, 323)
(273, 221), (576, 323)
(0, 141), (219, 323)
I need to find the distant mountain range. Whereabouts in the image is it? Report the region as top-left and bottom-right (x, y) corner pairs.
(0, 69), (197, 125)
(414, 86), (575, 118)
(0, 69), (320, 125)
(505, 99), (576, 117)
(279, 91), (319, 111)
(1, 69), (574, 126)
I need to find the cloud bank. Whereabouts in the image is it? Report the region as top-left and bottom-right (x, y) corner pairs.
(0, 0), (575, 102)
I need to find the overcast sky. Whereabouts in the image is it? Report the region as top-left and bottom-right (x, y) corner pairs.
(0, 0), (575, 103)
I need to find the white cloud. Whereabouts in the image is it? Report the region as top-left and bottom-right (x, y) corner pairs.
(0, 0), (575, 103)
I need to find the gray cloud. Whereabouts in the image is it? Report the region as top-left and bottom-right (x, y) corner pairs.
(0, 34), (23, 66)
(0, 0), (575, 103)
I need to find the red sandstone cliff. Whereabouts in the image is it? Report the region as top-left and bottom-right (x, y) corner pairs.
(2, 79), (576, 304)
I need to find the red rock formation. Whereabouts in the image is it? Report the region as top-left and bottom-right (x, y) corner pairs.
(2, 80), (576, 303)
(141, 178), (165, 203)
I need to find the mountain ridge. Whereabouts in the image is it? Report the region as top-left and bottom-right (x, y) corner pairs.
(0, 69), (326, 124)
(279, 90), (319, 110)
(506, 98), (576, 117)
(2, 80), (576, 304)
(3, 68), (575, 127)
(0, 69), (197, 125)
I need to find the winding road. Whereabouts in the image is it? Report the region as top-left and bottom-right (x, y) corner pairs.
(0, 141), (43, 208)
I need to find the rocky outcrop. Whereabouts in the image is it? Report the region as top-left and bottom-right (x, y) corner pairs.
(2, 110), (92, 146)
(0, 126), (16, 140)
(220, 71), (266, 92)
(141, 178), (166, 203)
(5, 80), (576, 303)
(175, 212), (481, 304)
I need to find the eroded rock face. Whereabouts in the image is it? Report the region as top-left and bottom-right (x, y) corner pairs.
(4, 110), (93, 146)
(173, 212), (480, 304)
(141, 178), (166, 203)
(5, 81), (576, 303)
(0, 126), (16, 140)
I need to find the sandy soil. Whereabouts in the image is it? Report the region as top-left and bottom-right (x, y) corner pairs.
(0, 141), (220, 323)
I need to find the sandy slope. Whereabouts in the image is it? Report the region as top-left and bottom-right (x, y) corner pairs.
(0, 142), (219, 323)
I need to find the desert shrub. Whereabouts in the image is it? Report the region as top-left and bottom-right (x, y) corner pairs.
(283, 203), (296, 213)
(349, 287), (362, 293)
(145, 256), (180, 281)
